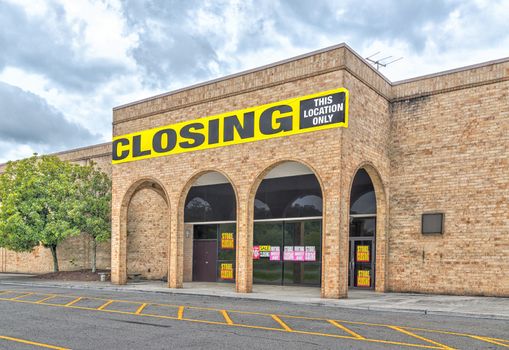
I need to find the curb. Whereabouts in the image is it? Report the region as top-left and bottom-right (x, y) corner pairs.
(1, 280), (509, 321)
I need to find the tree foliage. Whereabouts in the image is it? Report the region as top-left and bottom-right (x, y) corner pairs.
(0, 155), (111, 273)
(74, 161), (111, 272)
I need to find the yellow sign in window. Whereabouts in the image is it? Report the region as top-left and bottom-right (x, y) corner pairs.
(221, 232), (234, 249)
(356, 245), (370, 262)
(357, 270), (371, 287)
(220, 263), (234, 280)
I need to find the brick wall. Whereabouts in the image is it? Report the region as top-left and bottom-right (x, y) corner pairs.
(389, 79), (509, 296)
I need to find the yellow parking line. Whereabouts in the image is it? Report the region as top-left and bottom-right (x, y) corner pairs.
(1, 289), (507, 350)
(0, 335), (69, 350)
(10, 292), (34, 300)
(97, 300), (114, 310)
(177, 306), (185, 320)
(221, 310), (234, 325)
(271, 315), (292, 332)
(328, 320), (365, 339)
(135, 303), (147, 315)
(65, 297), (82, 307)
(469, 335), (509, 348)
(36, 295), (57, 304)
(389, 326), (455, 350)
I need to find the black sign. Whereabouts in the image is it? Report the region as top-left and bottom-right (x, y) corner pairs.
(299, 92), (346, 129)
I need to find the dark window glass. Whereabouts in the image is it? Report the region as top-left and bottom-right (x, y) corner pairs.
(193, 224), (217, 240)
(283, 221), (321, 286)
(350, 169), (376, 215)
(254, 174), (322, 220)
(349, 218), (376, 237)
(184, 183), (236, 222)
(253, 220), (321, 286)
(253, 222), (283, 285)
(422, 213), (443, 234)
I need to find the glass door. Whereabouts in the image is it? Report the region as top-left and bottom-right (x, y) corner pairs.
(349, 239), (374, 289)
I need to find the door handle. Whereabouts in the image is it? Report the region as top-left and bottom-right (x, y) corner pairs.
(205, 261), (209, 264)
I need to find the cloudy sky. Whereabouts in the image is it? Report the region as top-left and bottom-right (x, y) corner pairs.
(1, 0), (508, 163)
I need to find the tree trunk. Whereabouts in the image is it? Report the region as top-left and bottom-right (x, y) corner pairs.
(49, 245), (59, 272)
(91, 238), (97, 273)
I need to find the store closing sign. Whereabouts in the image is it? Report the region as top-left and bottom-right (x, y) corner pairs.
(112, 88), (348, 164)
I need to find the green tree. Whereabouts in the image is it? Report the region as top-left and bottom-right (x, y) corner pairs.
(0, 155), (81, 272)
(74, 162), (111, 273)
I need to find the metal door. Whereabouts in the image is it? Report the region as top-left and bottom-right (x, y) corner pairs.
(193, 240), (217, 282)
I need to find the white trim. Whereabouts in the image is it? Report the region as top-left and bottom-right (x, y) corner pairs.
(350, 214), (376, 218)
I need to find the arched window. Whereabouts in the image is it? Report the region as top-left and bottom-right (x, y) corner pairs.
(350, 169), (376, 215)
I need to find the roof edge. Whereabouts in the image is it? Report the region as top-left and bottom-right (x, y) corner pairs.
(393, 56), (509, 85)
(113, 43), (392, 111)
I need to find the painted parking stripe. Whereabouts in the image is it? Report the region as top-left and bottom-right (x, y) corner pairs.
(36, 295), (58, 304)
(469, 335), (509, 348)
(177, 306), (185, 320)
(271, 315), (292, 332)
(0, 335), (70, 350)
(328, 320), (365, 339)
(65, 297), (82, 307)
(135, 303), (148, 315)
(97, 300), (114, 310)
(10, 292), (34, 300)
(221, 310), (233, 325)
(389, 326), (455, 350)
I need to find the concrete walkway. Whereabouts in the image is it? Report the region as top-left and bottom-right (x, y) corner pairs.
(1, 273), (508, 320)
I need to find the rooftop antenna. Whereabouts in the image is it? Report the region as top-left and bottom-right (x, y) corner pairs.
(365, 52), (403, 70)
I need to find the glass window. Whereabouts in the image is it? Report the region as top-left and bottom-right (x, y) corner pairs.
(253, 220), (321, 286)
(350, 169), (376, 215)
(193, 224), (217, 240)
(349, 217), (376, 237)
(283, 220), (321, 286)
(184, 183), (236, 222)
(253, 222), (283, 285)
(254, 174), (322, 220)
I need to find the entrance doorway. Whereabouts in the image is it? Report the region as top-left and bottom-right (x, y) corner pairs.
(193, 240), (217, 282)
(184, 171), (237, 284)
(349, 237), (375, 288)
(349, 168), (377, 290)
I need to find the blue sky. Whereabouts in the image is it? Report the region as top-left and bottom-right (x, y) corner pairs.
(1, 0), (508, 163)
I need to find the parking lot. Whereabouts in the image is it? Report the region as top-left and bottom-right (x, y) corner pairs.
(0, 285), (508, 349)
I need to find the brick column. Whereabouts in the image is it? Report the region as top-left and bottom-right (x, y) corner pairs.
(111, 201), (127, 284)
(168, 207), (183, 288)
(235, 191), (252, 293)
(321, 190), (347, 298)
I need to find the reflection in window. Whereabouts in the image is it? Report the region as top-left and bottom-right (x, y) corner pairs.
(255, 174), (322, 220)
(283, 195), (322, 218)
(186, 197), (213, 222)
(350, 169), (376, 215)
(254, 199), (271, 219)
(184, 182), (236, 222)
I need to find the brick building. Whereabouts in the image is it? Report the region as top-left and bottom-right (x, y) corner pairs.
(1, 44), (508, 298)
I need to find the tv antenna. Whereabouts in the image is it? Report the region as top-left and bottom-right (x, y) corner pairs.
(365, 52), (403, 70)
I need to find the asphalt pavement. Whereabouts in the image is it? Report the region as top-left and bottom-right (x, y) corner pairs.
(0, 282), (508, 349)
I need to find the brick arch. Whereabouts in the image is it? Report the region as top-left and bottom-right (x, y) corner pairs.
(348, 161), (388, 292)
(242, 158), (326, 293)
(169, 169), (240, 288)
(115, 177), (171, 284)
